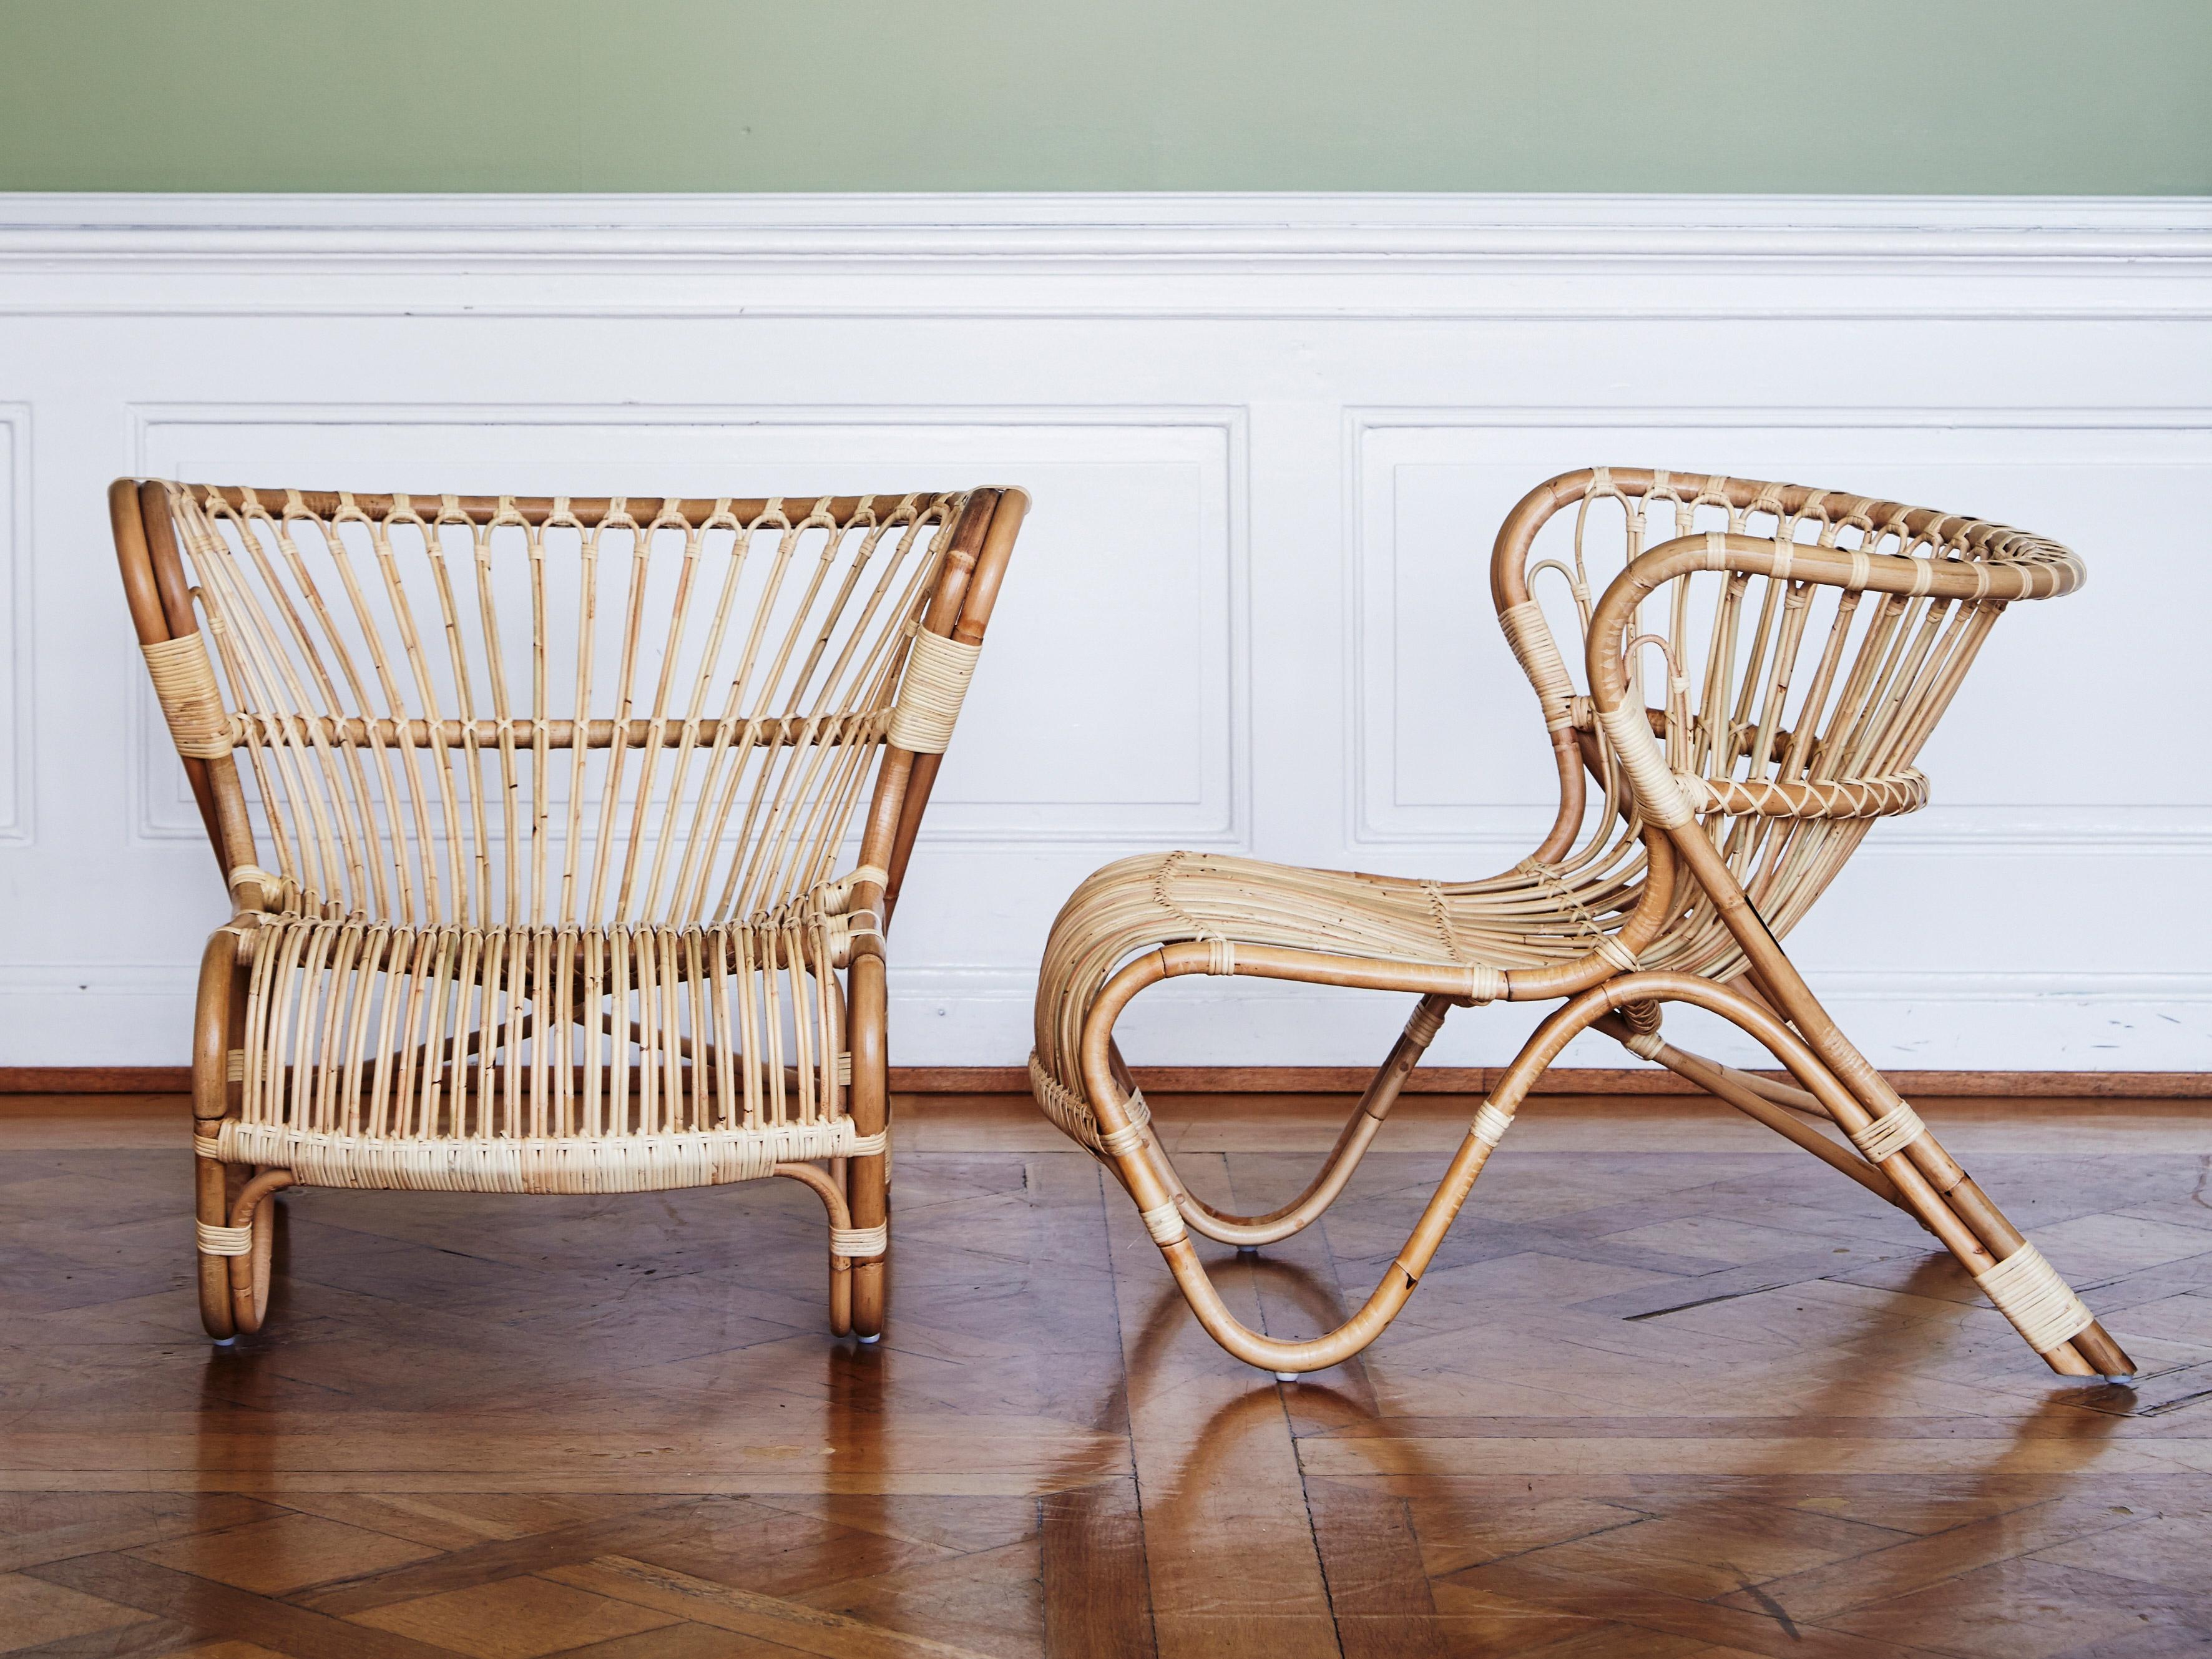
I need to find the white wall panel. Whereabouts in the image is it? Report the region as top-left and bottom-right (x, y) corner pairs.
(0, 406), (27, 843)
(1, 193), (2206, 1069)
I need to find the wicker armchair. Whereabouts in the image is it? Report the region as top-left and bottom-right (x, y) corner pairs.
(114, 480), (1026, 1343)
(1032, 467), (2136, 1383)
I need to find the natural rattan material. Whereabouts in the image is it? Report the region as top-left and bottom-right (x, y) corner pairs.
(1977, 1242), (2097, 1354)
(1030, 467), (2133, 1384)
(115, 479), (1027, 1342)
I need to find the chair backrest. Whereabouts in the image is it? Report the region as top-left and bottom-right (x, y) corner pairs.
(115, 482), (1025, 931)
(1490, 467), (2083, 977)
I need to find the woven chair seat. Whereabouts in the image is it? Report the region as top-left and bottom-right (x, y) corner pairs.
(217, 909), (877, 1193)
(213, 1117), (880, 1195)
(1030, 848), (1642, 1151)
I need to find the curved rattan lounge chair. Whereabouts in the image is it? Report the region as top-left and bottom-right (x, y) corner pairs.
(114, 479), (1026, 1343)
(1032, 467), (2136, 1384)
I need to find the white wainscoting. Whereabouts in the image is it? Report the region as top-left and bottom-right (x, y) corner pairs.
(1, 193), (2206, 1070)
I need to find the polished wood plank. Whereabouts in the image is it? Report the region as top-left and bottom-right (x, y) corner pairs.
(1107, 1153), (1337, 1658)
(2, 1094), (2207, 1655)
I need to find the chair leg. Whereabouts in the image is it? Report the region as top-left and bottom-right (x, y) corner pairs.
(193, 1157), (238, 1342)
(223, 1169), (292, 1336)
(848, 955), (889, 1342)
(774, 1163), (856, 1337)
(191, 929), (245, 1341)
(1085, 968), (2135, 1381)
(1604, 977), (2136, 1382)
(1594, 1011), (1911, 1210)
(1160, 993), (1454, 1248)
(1080, 988), (1602, 1376)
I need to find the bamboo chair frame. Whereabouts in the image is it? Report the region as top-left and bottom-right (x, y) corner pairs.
(1031, 467), (2136, 1384)
(115, 479), (1027, 1343)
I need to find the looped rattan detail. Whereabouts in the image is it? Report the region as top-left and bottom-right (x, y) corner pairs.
(886, 629), (981, 754)
(150, 482), (987, 931)
(195, 1220), (254, 1256)
(1975, 1243), (2096, 1354)
(1469, 1102), (1514, 1147)
(1850, 1102), (1927, 1162)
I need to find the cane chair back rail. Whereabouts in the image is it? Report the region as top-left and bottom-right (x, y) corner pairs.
(114, 476), (1027, 1338)
(1492, 467), (2082, 985)
(1032, 464), (2134, 1386)
(132, 483), (980, 931)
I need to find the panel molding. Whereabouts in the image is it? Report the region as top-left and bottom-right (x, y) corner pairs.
(0, 406), (26, 842)
(1, 193), (2208, 320)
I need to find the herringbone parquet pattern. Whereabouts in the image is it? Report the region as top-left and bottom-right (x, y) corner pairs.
(2, 1094), (2208, 1657)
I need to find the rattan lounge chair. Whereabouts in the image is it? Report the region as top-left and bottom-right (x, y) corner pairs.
(1031, 467), (2136, 1383)
(114, 480), (1026, 1343)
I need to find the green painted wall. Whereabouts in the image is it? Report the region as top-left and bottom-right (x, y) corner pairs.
(3, 0), (2206, 195)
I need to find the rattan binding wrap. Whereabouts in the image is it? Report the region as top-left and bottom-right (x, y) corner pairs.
(1677, 770), (1929, 818)
(1029, 1049), (1150, 1155)
(1850, 1102), (1927, 1163)
(886, 630), (981, 753)
(1469, 1102), (1514, 1148)
(1140, 1201), (1187, 1245)
(195, 1221), (254, 1256)
(1975, 1243), (2095, 1354)
(142, 632), (234, 758)
(830, 1223), (889, 1258)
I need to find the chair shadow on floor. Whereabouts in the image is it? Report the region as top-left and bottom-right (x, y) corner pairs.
(1125, 1226), (2133, 1651)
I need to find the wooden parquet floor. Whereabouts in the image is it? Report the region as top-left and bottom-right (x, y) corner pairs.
(3, 1092), (2210, 1657)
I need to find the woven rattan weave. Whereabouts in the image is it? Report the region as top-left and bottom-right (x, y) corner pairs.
(1030, 467), (2136, 1382)
(115, 480), (1026, 1341)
